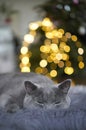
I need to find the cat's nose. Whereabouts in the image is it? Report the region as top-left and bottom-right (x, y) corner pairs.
(45, 104), (53, 109)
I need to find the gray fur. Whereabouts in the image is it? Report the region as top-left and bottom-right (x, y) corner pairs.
(0, 72), (71, 112)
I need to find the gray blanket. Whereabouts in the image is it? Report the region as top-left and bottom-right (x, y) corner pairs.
(0, 97), (86, 130)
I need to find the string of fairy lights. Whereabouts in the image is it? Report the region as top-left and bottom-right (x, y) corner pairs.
(19, 17), (85, 78)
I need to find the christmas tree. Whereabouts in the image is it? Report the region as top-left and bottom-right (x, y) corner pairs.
(19, 0), (86, 83)
(36, 0), (86, 45)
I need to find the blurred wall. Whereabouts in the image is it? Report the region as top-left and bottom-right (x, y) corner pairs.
(0, 0), (46, 39)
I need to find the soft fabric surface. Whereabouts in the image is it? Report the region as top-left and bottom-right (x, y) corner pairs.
(0, 108), (86, 130)
(0, 91), (86, 130)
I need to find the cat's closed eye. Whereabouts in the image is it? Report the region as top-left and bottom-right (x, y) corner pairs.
(35, 100), (44, 106)
(54, 101), (61, 105)
(54, 101), (61, 104)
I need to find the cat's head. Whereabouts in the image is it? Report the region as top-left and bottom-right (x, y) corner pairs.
(24, 79), (71, 109)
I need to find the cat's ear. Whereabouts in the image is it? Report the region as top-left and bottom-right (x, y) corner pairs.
(58, 79), (71, 94)
(24, 81), (37, 94)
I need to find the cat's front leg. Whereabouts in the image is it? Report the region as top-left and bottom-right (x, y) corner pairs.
(0, 94), (20, 113)
(5, 103), (20, 113)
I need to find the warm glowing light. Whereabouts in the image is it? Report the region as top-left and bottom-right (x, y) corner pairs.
(21, 46), (28, 54)
(78, 48), (84, 55)
(29, 22), (39, 30)
(71, 35), (77, 41)
(21, 67), (30, 72)
(20, 18), (85, 77)
(61, 36), (67, 42)
(42, 17), (53, 27)
(22, 56), (29, 65)
(50, 44), (58, 52)
(52, 30), (62, 38)
(78, 62), (84, 69)
(47, 56), (53, 63)
(24, 34), (34, 43)
(65, 61), (71, 67)
(40, 45), (50, 53)
(44, 39), (51, 45)
(62, 53), (69, 60)
(64, 45), (70, 52)
(52, 30), (63, 38)
(58, 29), (64, 34)
(58, 61), (64, 68)
(50, 70), (57, 77)
(40, 59), (47, 67)
(35, 67), (43, 73)
(46, 32), (53, 39)
(65, 32), (71, 38)
(56, 53), (62, 60)
(64, 67), (74, 75)
(60, 42), (66, 49)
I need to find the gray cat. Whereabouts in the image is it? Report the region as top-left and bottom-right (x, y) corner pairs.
(0, 72), (71, 112)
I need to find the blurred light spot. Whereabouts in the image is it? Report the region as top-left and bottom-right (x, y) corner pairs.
(50, 70), (57, 77)
(78, 62), (84, 69)
(40, 59), (47, 67)
(21, 46), (28, 54)
(78, 48), (84, 55)
(24, 34), (34, 43)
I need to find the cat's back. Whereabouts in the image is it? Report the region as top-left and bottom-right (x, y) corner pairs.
(0, 72), (54, 90)
(69, 85), (86, 94)
(68, 85), (86, 107)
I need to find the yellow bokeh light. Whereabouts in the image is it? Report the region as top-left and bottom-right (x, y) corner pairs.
(24, 34), (34, 43)
(58, 61), (64, 68)
(40, 45), (50, 53)
(22, 56), (29, 65)
(56, 53), (62, 60)
(52, 30), (63, 38)
(65, 61), (71, 67)
(42, 68), (48, 74)
(78, 48), (84, 55)
(61, 36), (67, 42)
(54, 59), (59, 64)
(47, 56), (53, 63)
(50, 53), (56, 60)
(21, 67), (30, 72)
(50, 44), (58, 52)
(62, 53), (69, 61)
(44, 39), (51, 45)
(21, 46), (28, 54)
(53, 31), (63, 38)
(39, 59), (47, 68)
(52, 38), (59, 43)
(58, 29), (64, 34)
(46, 32), (53, 39)
(35, 67), (43, 73)
(50, 70), (57, 77)
(64, 67), (74, 75)
(64, 45), (70, 52)
(29, 22), (39, 30)
(65, 32), (71, 38)
(20, 62), (31, 68)
(42, 17), (53, 27)
(20, 18), (86, 78)
(60, 42), (66, 49)
(29, 30), (36, 36)
(78, 61), (84, 69)
(71, 35), (77, 42)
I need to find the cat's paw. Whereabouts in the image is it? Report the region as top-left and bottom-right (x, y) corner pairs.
(6, 103), (20, 113)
